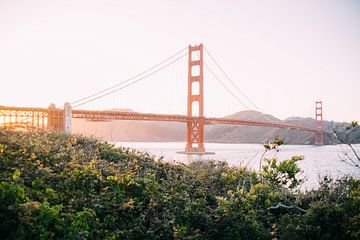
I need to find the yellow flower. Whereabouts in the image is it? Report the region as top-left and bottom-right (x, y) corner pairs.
(122, 198), (135, 209)
(12, 169), (21, 181)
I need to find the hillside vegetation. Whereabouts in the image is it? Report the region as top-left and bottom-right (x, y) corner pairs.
(0, 130), (360, 239)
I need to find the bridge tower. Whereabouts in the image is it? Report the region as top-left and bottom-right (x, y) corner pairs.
(47, 104), (63, 131)
(47, 102), (72, 134)
(315, 101), (324, 145)
(182, 44), (208, 154)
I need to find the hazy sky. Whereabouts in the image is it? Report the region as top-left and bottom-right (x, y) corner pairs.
(0, 0), (359, 122)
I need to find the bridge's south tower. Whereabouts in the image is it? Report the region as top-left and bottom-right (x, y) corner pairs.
(184, 44), (206, 153)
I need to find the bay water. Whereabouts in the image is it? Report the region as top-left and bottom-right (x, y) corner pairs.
(114, 142), (360, 189)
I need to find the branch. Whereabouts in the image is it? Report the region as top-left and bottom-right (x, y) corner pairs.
(267, 203), (307, 213)
(259, 149), (267, 172)
(343, 152), (359, 167)
(339, 155), (359, 168)
(348, 143), (360, 161)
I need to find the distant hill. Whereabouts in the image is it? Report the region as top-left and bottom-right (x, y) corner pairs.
(205, 110), (315, 144)
(225, 110), (281, 122)
(72, 109), (360, 144)
(206, 111), (360, 144)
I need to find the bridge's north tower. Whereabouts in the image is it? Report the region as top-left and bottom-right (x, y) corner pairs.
(315, 101), (324, 145)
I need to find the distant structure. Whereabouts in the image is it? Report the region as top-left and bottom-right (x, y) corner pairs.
(315, 101), (324, 145)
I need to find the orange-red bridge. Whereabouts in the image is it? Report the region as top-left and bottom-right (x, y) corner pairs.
(0, 44), (325, 153)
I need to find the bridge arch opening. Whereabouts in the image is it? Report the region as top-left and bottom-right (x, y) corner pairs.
(191, 65), (200, 77)
(192, 81), (200, 95)
(191, 50), (200, 61)
(192, 101), (199, 117)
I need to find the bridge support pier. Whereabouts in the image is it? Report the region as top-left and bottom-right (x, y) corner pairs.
(64, 102), (72, 134)
(315, 132), (324, 145)
(47, 102), (72, 134)
(47, 104), (63, 131)
(185, 118), (205, 153)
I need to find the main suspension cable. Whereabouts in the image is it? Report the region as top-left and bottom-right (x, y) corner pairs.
(203, 55), (276, 122)
(203, 61), (251, 110)
(204, 46), (264, 112)
(71, 46), (188, 106)
(72, 52), (187, 108)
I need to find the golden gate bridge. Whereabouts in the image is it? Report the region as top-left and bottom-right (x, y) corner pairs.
(0, 44), (325, 154)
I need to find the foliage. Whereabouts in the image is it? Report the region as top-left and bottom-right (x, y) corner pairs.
(261, 156), (304, 189)
(275, 177), (360, 240)
(259, 135), (284, 172)
(332, 120), (360, 169)
(260, 136), (303, 189)
(0, 130), (359, 239)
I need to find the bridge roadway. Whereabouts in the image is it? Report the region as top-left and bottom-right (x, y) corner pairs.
(72, 109), (321, 133)
(0, 106), (322, 133)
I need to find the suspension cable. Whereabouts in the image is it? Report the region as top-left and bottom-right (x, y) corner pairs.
(203, 59), (275, 123)
(203, 61), (251, 110)
(204, 46), (264, 112)
(71, 46), (188, 106)
(72, 52), (187, 108)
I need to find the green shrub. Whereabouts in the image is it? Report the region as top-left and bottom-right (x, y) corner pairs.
(0, 130), (359, 239)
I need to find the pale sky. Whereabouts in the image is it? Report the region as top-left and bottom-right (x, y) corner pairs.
(0, 0), (359, 122)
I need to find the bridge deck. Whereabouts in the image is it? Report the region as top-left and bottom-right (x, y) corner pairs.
(72, 109), (321, 133)
(0, 106), (322, 133)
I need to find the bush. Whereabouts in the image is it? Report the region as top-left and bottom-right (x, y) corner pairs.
(0, 130), (359, 239)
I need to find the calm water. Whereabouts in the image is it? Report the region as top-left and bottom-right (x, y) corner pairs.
(114, 142), (360, 189)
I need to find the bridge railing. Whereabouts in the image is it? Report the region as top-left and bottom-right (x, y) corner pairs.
(0, 104), (65, 132)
